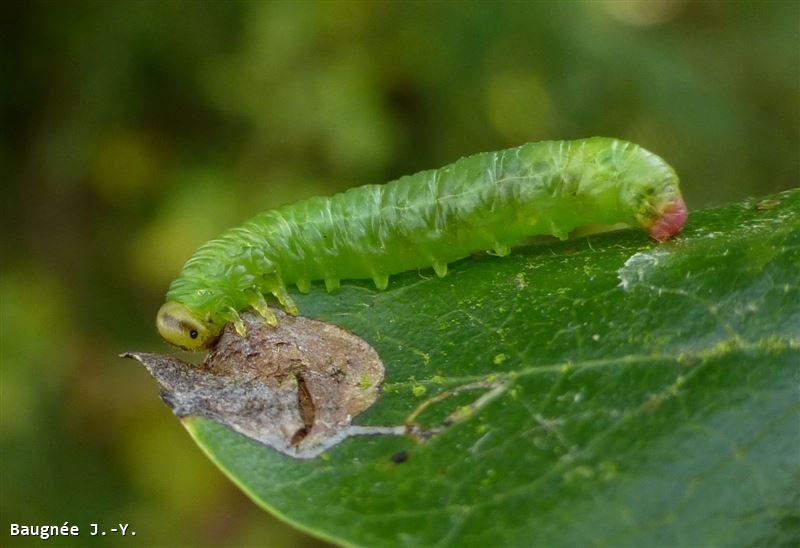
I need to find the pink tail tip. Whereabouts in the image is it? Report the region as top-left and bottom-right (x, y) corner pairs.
(649, 197), (688, 241)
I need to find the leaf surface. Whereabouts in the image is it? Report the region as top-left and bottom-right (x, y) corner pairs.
(185, 190), (800, 547)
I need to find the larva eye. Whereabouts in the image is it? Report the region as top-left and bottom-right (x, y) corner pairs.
(156, 301), (219, 351)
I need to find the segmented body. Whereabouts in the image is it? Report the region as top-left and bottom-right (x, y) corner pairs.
(160, 137), (684, 348)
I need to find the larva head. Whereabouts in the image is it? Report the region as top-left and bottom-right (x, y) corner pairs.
(618, 145), (687, 241)
(156, 301), (220, 351)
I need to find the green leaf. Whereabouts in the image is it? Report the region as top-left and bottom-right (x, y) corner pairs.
(185, 190), (799, 547)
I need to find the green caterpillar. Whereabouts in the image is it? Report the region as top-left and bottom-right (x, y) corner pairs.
(157, 137), (687, 351)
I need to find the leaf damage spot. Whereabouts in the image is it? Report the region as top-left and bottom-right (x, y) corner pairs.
(404, 380), (510, 441)
(124, 311), (395, 459)
(617, 247), (671, 290)
(126, 311), (508, 459)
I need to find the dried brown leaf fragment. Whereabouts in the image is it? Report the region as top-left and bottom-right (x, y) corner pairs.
(124, 311), (391, 458)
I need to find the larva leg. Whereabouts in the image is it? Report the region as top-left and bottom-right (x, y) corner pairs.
(432, 261), (448, 278)
(261, 273), (298, 316)
(325, 278), (340, 293)
(228, 307), (247, 336)
(372, 273), (389, 290)
(247, 291), (278, 327)
(296, 278), (312, 294)
(270, 284), (299, 316)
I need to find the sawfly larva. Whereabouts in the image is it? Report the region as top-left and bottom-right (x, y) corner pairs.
(157, 137), (687, 350)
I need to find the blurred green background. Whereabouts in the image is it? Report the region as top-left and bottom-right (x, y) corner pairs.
(1, 1), (797, 546)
